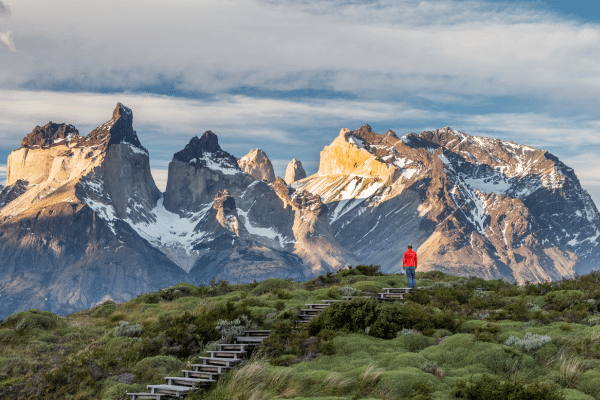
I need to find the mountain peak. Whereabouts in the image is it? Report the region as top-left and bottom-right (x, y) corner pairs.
(173, 131), (223, 164)
(112, 102), (133, 121)
(285, 158), (306, 184)
(86, 103), (146, 152)
(21, 122), (81, 149)
(238, 148), (275, 182)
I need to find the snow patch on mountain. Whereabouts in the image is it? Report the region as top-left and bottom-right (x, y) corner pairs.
(463, 177), (511, 195)
(237, 208), (294, 247)
(195, 153), (241, 176)
(127, 197), (210, 252)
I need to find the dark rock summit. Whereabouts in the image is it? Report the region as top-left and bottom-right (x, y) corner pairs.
(21, 122), (81, 149)
(86, 103), (146, 152)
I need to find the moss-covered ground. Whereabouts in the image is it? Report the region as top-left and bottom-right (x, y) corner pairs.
(1, 268), (600, 399)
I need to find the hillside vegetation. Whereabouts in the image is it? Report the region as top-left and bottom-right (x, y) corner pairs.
(1, 267), (600, 399)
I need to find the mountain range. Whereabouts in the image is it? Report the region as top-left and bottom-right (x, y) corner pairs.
(0, 103), (598, 319)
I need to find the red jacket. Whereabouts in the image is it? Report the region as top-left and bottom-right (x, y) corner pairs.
(403, 249), (418, 268)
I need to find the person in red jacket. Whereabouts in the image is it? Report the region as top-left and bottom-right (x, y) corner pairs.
(403, 244), (418, 289)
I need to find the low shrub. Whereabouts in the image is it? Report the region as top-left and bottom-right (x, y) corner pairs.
(114, 321), (143, 338)
(132, 355), (184, 382)
(5, 309), (63, 334)
(215, 315), (254, 343)
(504, 332), (552, 352)
(354, 264), (382, 276)
(395, 333), (436, 352)
(94, 300), (117, 317)
(452, 374), (565, 400)
(252, 278), (294, 295)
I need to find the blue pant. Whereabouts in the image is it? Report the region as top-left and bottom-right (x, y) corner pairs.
(405, 267), (416, 289)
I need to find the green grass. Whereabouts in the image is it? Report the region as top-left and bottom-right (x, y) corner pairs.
(2, 270), (600, 399)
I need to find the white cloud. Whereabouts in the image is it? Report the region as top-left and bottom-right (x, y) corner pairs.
(0, 31), (15, 51)
(459, 113), (600, 148)
(1, 0), (600, 108)
(0, 89), (436, 147)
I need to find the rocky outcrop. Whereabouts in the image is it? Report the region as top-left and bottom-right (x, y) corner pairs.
(285, 159), (306, 184)
(296, 125), (600, 283)
(0, 103), (187, 319)
(20, 122), (82, 149)
(238, 149), (276, 183)
(121, 130), (350, 284)
(163, 132), (250, 214)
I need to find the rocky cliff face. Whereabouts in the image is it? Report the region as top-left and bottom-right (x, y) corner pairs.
(296, 125), (600, 283)
(127, 133), (352, 281)
(237, 149), (276, 183)
(285, 159), (306, 184)
(0, 104), (188, 319)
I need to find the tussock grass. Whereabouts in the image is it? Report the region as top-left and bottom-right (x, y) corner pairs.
(5, 271), (600, 398)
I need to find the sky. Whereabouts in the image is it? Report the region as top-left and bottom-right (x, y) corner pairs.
(0, 0), (599, 207)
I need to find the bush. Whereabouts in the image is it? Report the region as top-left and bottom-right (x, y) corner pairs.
(5, 309), (63, 334)
(114, 321), (143, 338)
(504, 332), (552, 352)
(132, 356), (184, 382)
(216, 315), (254, 343)
(0, 329), (18, 344)
(251, 278), (294, 295)
(309, 299), (442, 339)
(354, 265), (382, 276)
(140, 300), (252, 358)
(452, 374), (565, 400)
(340, 286), (357, 296)
(94, 300), (117, 317)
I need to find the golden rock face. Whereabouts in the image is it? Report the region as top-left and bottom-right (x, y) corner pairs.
(318, 129), (397, 183)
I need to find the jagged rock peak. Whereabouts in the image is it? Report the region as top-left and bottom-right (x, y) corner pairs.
(21, 122), (81, 149)
(173, 131), (240, 172)
(384, 129), (398, 139)
(238, 149), (276, 182)
(86, 103), (146, 152)
(285, 158), (307, 184)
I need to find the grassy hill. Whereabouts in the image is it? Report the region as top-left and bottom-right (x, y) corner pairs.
(1, 267), (600, 399)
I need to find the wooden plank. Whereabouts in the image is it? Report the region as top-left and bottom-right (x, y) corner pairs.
(147, 384), (191, 396)
(234, 336), (267, 343)
(183, 369), (219, 380)
(190, 364), (230, 374)
(165, 376), (214, 387)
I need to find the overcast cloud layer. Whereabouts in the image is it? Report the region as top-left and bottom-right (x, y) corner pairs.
(0, 0), (599, 205)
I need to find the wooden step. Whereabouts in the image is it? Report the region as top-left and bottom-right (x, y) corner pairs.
(382, 287), (411, 294)
(183, 369), (220, 380)
(378, 293), (404, 299)
(322, 299), (342, 304)
(190, 364), (230, 374)
(146, 384), (192, 396)
(343, 295), (373, 300)
(164, 376), (214, 387)
(196, 356), (240, 367)
(218, 343), (248, 352)
(206, 350), (245, 359)
(127, 393), (166, 400)
(305, 304), (329, 309)
(234, 336), (268, 344)
(241, 330), (271, 337)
